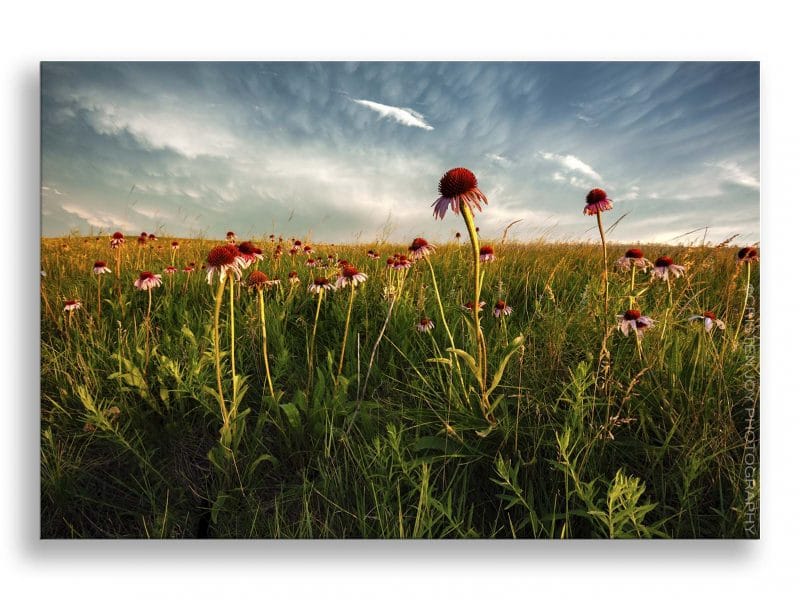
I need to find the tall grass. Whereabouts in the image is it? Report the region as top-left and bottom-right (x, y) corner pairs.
(40, 235), (759, 538)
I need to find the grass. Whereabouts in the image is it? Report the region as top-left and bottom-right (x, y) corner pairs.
(39, 235), (759, 538)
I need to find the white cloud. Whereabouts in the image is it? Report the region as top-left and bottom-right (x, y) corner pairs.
(61, 202), (137, 231)
(710, 161), (760, 190)
(486, 153), (510, 164)
(41, 185), (64, 196)
(539, 151), (603, 182)
(352, 98), (434, 130)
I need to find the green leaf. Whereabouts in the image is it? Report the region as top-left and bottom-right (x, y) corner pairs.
(485, 335), (525, 399)
(279, 403), (302, 429)
(446, 348), (481, 382)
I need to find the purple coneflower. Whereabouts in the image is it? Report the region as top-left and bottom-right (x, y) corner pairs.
(691, 310), (726, 333)
(615, 248), (653, 272)
(409, 237), (436, 260)
(63, 299), (82, 312)
(367, 249), (380, 260)
(226, 231), (236, 243)
(206, 245), (244, 285)
(182, 264), (195, 274)
(393, 255), (412, 270)
(305, 258), (317, 268)
(288, 271), (300, 285)
(462, 300), (486, 312)
(652, 256), (686, 281)
(737, 246), (759, 263)
(479, 245), (496, 263)
(164, 265), (178, 275)
(583, 188), (613, 216)
(148, 233), (157, 241)
(303, 245), (314, 255)
(110, 231), (125, 249)
(617, 309), (654, 338)
(247, 270), (279, 289)
(308, 276), (334, 294)
(134, 271), (162, 291)
(416, 317), (435, 333)
(237, 241), (263, 267)
(432, 167), (488, 220)
(336, 265), (368, 289)
(171, 241), (180, 249)
(93, 260), (111, 275)
(493, 299), (512, 317)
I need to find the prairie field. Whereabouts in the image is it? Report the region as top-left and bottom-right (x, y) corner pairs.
(39, 235), (759, 538)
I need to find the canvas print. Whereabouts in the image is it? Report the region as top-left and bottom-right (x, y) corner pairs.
(40, 62), (759, 539)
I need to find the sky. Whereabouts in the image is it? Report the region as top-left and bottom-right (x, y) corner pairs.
(40, 62), (760, 245)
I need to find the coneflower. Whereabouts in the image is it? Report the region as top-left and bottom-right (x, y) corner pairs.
(110, 232), (125, 279)
(691, 310), (726, 333)
(237, 241), (263, 268)
(617, 309), (654, 338)
(226, 231), (237, 243)
(134, 271), (161, 371)
(308, 276), (334, 294)
(409, 237), (436, 260)
(148, 233), (157, 242)
(584, 188), (613, 315)
(479, 245), (496, 263)
(462, 300), (486, 312)
(392, 255), (412, 270)
(303, 245), (314, 255)
(63, 299), (81, 328)
(733, 246), (759, 346)
(247, 270), (276, 398)
(336, 265), (368, 379)
(367, 249), (380, 260)
(206, 245), (244, 285)
(416, 317), (435, 333)
(616, 248), (653, 308)
(652, 256), (686, 281)
(288, 271), (300, 285)
(493, 299), (512, 318)
(93, 260), (111, 318)
(305, 258), (317, 268)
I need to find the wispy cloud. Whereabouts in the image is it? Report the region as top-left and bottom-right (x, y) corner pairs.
(539, 151), (602, 182)
(351, 98), (434, 130)
(710, 161), (760, 190)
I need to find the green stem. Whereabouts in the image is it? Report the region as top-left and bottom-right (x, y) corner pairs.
(308, 289), (325, 391)
(596, 212), (609, 318)
(229, 274), (238, 416)
(459, 199), (488, 409)
(337, 283), (356, 381)
(258, 288), (275, 399)
(212, 276), (229, 427)
(732, 261), (752, 348)
(629, 265), (636, 310)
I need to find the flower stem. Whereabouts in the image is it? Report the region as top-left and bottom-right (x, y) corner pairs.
(258, 288), (275, 399)
(307, 289), (324, 391)
(459, 198), (488, 412)
(629, 265), (636, 309)
(595, 212), (609, 317)
(732, 261), (752, 348)
(229, 274), (238, 415)
(97, 274), (102, 320)
(212, 276), (229, 427)
(337, 283), (356, 381)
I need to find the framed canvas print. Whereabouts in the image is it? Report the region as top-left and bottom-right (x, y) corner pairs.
(39, 61), (759, 539)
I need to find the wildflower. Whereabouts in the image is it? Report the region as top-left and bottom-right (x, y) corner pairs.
(137, 234), (148, 247)
(737, 246), (759, 263)
(462, 300), (486, 312)
(386, 257), (395, 269)
(416, 317), (435, 332)
(367, 249), (380, 260)
(164, 265), (178, 275)
(479, 245), (496, 263)
(288, 271), (300, 284)
(63, 299), (82, 312)
(409, 237), (436, 260)
(652, 256), (686, 281)
(455, 232), (461, 240)
(134, 271), (163, 291)
(305, 258), (317, 268)
(171, 241), (180, 249)
(493, 299), (512, 317)
(93, 260), (111, 275)
(226, 231), (236, 243)
(182, 264), (195, 274)
(336, 265), (368, 289)
(205, 245), (244, 284)
(110, 231), (125, 248)
(617, 309), (654, 338)
(303, 245), (314, 255)
(236, 241), (263, 267)
(247, 270), (280, 290)
(289, 247), (298, 256)
(583, 188), (613, 216)
(308, 276), (334, 294)
(432, 167), (488, 220)
(393, 255), (412, 270)
(274, 245), (283, 258)
(691, 311), (726, 333)
(148, 233), (157, 241)
(615, 248), (653, 272)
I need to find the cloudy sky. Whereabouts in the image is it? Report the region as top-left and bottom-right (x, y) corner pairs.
(41, 62), (759, 244)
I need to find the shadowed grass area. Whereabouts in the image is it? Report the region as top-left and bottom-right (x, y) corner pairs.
(40, 235), (759, 538)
